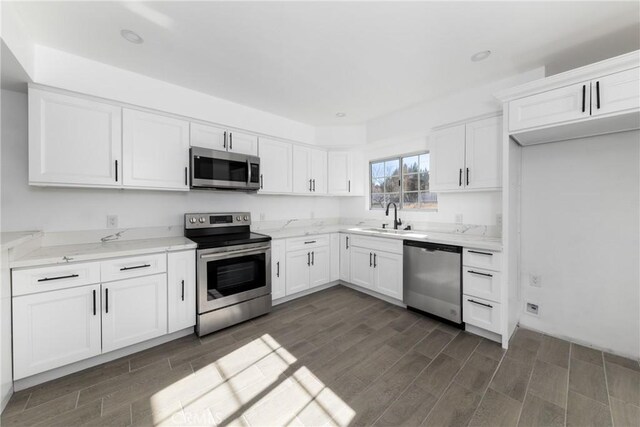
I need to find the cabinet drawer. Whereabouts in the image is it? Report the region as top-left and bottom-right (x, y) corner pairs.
(463, 268), (501, 303)
(12, 262), (101, 296)
(463, 248), (502, 271)
(101, 253), (166, 282)
(286, 235), (330, 252)
(349, 235), (403, 255)
(463, 295), (501, 334)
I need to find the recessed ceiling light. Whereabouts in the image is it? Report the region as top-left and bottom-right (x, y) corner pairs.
(471, 50), (491, 62)
(336, 112), (346, 118)
(121, 29), (144, 44)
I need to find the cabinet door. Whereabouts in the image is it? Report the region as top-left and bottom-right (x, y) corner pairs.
(330, 234), (340, 282)
(271, 240), (286, 300)
(259, 138), (293, 193)
(430, 125), (466, 192)
(310, 148), (328, 194)
(285, 250), (310, 295)
(228, 131), (258, 156)
(509, 81), (591, 131)
(373, 251), (403, 300)
(592, 68), (640, 117)
(167, 251), (196, 333)
(292, 146), (312, 193)
(309, 246), (330, 288)
(190, 122), (227, 151)
(123, 109), (190, 190)
(339, 234), (351, 282)
(13, 285), (101, 379)
(350, 246), (374, 290)
(102, 274), (168, 352)
(28, 88), (122, 187)
(465, 116), (502, 190)
(328, 152), (352, 195)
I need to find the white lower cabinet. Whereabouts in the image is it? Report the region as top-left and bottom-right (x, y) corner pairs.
(309, 246), (330, 288)
(283, 236), (333, 296)
(285, 249), (312, 295)
(167, 251), (196, 333)
(13, 284), (102, 380)
(372, 251), (403, 300)
(339, 234), (351, 282)
(271, 240), (286, 300)
(102, 274), (168, 353)
(462, 247), (503, 336)
(463, 295), (501, 334)
(348, 236), (403, 300)
(349, 246), (374, 290)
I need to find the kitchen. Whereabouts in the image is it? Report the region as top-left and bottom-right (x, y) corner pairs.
(1, 1), (639, 426)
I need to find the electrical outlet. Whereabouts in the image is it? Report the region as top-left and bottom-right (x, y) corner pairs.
(259, 213), (266, 221)
(455, 213), (463, 224)
(526, 302), (539, 315)
(496, 213), (503, 228)
(529, 274), (541, 287)
(107, 215), (118, 229)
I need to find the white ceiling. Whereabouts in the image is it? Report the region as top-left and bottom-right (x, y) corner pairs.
(6, 1), (640, 125)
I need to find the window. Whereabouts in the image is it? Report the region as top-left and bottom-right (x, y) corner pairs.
(370, 152), (437, 210)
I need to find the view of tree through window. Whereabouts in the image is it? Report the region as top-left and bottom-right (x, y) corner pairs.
(370, 153), (437, 210)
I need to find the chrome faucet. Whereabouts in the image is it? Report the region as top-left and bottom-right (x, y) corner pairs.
(385, 202), (402, 230)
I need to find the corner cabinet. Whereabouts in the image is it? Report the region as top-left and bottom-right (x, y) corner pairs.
(28, 88), (122, 187)
(430, 116), (502, 192)
(258, 137), (293, 193)
(122, 109), (190, 190)
(328, 151), (359, 195)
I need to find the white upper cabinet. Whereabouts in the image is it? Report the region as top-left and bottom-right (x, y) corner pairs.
(430, 125), (466, 192)
(293, 146), (327, 194)
(123, 109), (190, 190)
(591, 68), (640, 117)
(509, 82), (591, 132)
(28, 88), (122, 187)
(190, 123), (258, 156)
(328, 151), (353, 195)
(167, 251), (196, 333)
(258, 137), (293, 193)
(465, 116), (502, 190)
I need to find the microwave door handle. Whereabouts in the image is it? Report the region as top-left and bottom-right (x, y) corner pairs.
(247, 159), (251, 186)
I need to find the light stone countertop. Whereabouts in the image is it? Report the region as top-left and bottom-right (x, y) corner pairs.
(10, 236), (197, 269)
(260, 225), (502, 251)
(0, 231), (42, 251)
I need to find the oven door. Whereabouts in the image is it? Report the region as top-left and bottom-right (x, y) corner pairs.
(197, 242), (271, 313)
(191, 146), (260, 190)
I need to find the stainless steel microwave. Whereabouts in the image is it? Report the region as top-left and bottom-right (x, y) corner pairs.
(190, 146), (260, 191)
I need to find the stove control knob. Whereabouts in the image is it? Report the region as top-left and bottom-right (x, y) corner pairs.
(189, 217), (196, 224)
(199, 217), (206, 223)
(243, 215), (249, 221)
(236, 216), (241, 221)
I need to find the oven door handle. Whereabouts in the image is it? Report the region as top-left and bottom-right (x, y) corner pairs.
(199, 247), (269, 260)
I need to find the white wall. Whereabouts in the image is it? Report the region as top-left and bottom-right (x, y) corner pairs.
(1, 89), (339, 233)
(519, 131), (640, 358)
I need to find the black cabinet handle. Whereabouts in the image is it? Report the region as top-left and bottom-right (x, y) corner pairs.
(38, 274), (79, 282)
(369, 252), (372, 267)
(276, 261), (280, 277)
(312, 179), (316, 192)
(229, 133), (233, 150)
(260, 174), (264, 189)
(459, 168), (462, 187)
(468, 270), (493, 277)
(468, 299), (493, 309)
(184, 167), (188, 186)
(181, 279), (185, 301)
(468, 250), (493, 256)
(223, 131), (227, 149)
(346, 236), (349, 249)
(120, 264), (151, 271)
(309, 179), (312, 192)
(304, 240), (317, 244)
(93, 289), (96, 316)
(311, 251), (315, 266)
(105, 288), (109, 313)
(582, 85), (586, 112)
(596, 81), (600, 109)
(373, 253), (377, 268)
(307, 252), (310, 266)
(348, 180), (351, 193)
(466, 168), (470, 186)
(115, 160), (118, 182)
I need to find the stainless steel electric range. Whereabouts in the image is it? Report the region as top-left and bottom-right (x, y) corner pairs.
(184, 212), (272, 336)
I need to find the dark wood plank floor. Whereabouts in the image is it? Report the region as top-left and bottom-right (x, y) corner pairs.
(2, 285), (638, 426)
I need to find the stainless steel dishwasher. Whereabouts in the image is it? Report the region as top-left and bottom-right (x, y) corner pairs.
(403, 240), (462, 325)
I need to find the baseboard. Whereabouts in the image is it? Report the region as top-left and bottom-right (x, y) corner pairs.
(1, 385), (13, 414)
(14, 327), (194, 391)
(340, 281), (405, 307)
(273, 281), (340, 306)
(466, 324), (501, 344)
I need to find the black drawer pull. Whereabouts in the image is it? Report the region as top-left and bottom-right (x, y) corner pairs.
(373, 253), (377, 268)
(38, 274), (79, 282)
(181, 280), (185, 301)
(468, 299), (493, 309)
(105, 288), (109, 313)
(582, 84), (586, 112)
(466, 167), (470, 186)
(120, 264), (151, 271)
(596, 81), (600, 109)
(369, 252), (373, 267)
(468, 270), (493, 278)
(346, 236), (349, 250)
(304, 240), (317, 244)
(459, 168), (462, 186)
(307, 252), (310, 266)
(276, 261), (280, 277)
(93, 289), (96, 316)
(184, 167), (188, 186)
(311, 251), (315, 266)
(468, 250), (493, 256)
(115, 160), (118, 182)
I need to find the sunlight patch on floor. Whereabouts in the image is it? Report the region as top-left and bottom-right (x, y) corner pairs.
(149, 334), (355, 426)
